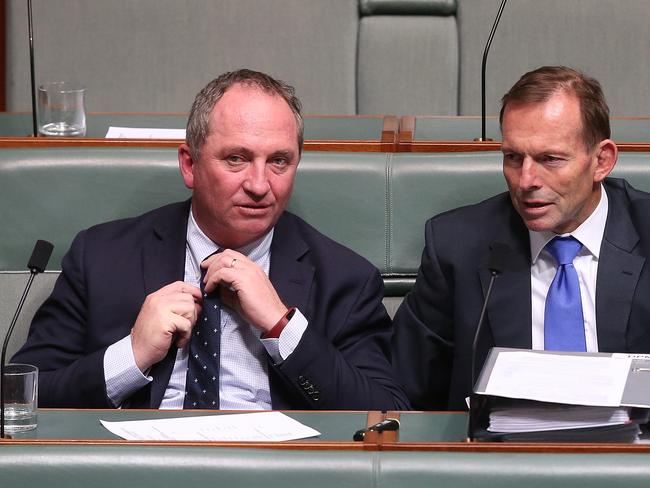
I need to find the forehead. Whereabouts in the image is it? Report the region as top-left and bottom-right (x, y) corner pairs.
(502, 92), (584, 146)
(207, 84), (298, 144)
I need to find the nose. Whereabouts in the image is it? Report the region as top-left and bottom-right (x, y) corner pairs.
(242, 161), (271, 198)
(518, 157), (540, 191)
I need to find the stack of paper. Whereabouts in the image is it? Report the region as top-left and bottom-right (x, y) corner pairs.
(470, 349), (650, 442)
(488, 404), (630, 433)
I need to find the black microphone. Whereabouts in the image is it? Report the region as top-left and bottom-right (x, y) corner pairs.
(1, 240), (53, 438)
(467, 242), (509, 441)
(470, 241), (509, 392)
(476, 0), (508, 142)
(28, 0), (38, 137)
(353, 418), (400, 441)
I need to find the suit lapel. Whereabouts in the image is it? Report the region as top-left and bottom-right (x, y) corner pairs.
(596, 185), (645, 352)
(142, 202), (190, 407)
(268, 213), (314, 314)
(480, 209), (533, 349)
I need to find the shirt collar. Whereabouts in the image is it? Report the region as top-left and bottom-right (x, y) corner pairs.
(186, 208), (274, 266)
(529, 184), (609, 263)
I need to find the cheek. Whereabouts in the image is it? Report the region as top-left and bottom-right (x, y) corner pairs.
(503, 169), (519, 193)
(269, 175), (295, 200)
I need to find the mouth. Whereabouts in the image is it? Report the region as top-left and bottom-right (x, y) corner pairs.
(519, 200), (552, 216)
(236, 203), (273, 214)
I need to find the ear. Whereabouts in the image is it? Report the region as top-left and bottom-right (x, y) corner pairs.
(592, 139), (617, 183)
(178, 143), (195, 189)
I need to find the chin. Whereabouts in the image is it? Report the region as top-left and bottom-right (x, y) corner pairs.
(522, 219), (555, 233)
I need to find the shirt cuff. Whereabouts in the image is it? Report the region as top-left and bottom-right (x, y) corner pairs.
(260, 308), (308, 363)
(104, 335), (152, 407)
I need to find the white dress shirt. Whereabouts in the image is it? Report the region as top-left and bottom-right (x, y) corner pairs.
(103, 210), (308, 408)
(529, 186), (608, 351)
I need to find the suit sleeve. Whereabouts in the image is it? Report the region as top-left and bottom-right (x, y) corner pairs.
(391, 218), (455, 410)
(11, 231), (114, 408)
(273, 267), (410, 410)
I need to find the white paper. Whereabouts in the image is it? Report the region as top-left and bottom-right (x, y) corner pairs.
(488, 405), (630, 433)
(483, 351), (631, 406)
(105, 126), (186, 139)
(100, 411), (321, 442)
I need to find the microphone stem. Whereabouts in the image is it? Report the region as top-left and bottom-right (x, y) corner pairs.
(471, 271), (497, 392)
(28, 0), (38, 137)
(481, 0), (508, 141)
(1, 271), (36, 439)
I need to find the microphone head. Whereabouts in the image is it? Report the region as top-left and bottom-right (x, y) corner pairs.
(488, 242), (511, 275)
(27, 240), (54, 273)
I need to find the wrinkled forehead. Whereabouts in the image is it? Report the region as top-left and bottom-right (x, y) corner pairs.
(208, 85), (301, 146)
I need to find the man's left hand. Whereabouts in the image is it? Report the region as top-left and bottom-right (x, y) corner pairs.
(201, 250), (288, 332)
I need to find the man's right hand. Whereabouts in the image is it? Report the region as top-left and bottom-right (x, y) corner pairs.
(130, 281), (202, 372)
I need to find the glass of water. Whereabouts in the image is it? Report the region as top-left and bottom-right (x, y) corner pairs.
(2, 363), (38, 433)
(37, 81), (86, 137)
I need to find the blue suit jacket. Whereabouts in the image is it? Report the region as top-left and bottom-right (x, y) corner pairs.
(14, 201), (409, 410)
(392, 178), (650, 410)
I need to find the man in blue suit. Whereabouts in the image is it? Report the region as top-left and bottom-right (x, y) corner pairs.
(392, 66), (650, 410)
(14, 69), (409, 410)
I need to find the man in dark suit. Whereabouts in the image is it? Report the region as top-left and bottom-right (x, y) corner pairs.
(13, 69), (409, 411)
(392, 66), (650, 410)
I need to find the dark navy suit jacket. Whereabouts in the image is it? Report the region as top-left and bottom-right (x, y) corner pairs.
(392, 178), (650, 410)
(14, 200), (409, 410)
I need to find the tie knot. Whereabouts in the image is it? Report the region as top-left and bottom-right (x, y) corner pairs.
(545, 236), (582, 265)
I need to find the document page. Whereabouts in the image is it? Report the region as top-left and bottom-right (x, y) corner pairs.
(105, 126), (186, 139)
(482, 351), (631, 406)
(100, 411), (321, 442)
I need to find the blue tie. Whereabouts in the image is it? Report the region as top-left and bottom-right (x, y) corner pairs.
(183, 265), (221, 409)
(543, 236), (586, 351)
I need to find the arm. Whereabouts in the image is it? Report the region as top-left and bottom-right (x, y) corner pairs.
(273, 267), (410, 410)
(11, 231), (116, 407)
(201, 243), (409, 410)
(12, 230), (201, 408)
(391, 219), (456, 410)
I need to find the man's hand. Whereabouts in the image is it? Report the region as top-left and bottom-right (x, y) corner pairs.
(201, 250), (288, 332)
(130, 281), (202, 372)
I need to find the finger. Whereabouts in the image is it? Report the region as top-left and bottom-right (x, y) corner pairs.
(168, 295), (203, 321)
(204, 266), (240, 293)
(172, 315), (194, 348)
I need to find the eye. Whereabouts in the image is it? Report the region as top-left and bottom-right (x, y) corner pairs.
(225, 154), (247, 165)
(270, 157), (288, 167)
(503, 152), (522, 166)
(268, 154), (294, 172)
(541, 155), (564, 164)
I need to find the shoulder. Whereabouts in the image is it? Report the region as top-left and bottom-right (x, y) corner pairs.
(67, 201), (189, 260)
(427, 191), (514, 235)
(277, 211), (379, 273)
(82, 201), (189, 241)
(604, 177), (650, 204)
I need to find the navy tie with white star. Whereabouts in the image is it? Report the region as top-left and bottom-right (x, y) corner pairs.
(184, 266), (221, 409)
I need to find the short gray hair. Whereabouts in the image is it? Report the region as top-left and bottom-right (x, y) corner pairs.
(185, 69), (304, 161)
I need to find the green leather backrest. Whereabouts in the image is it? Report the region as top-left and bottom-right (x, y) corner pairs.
(0, 148), (390, 273)
(3, 147), (650, 279)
